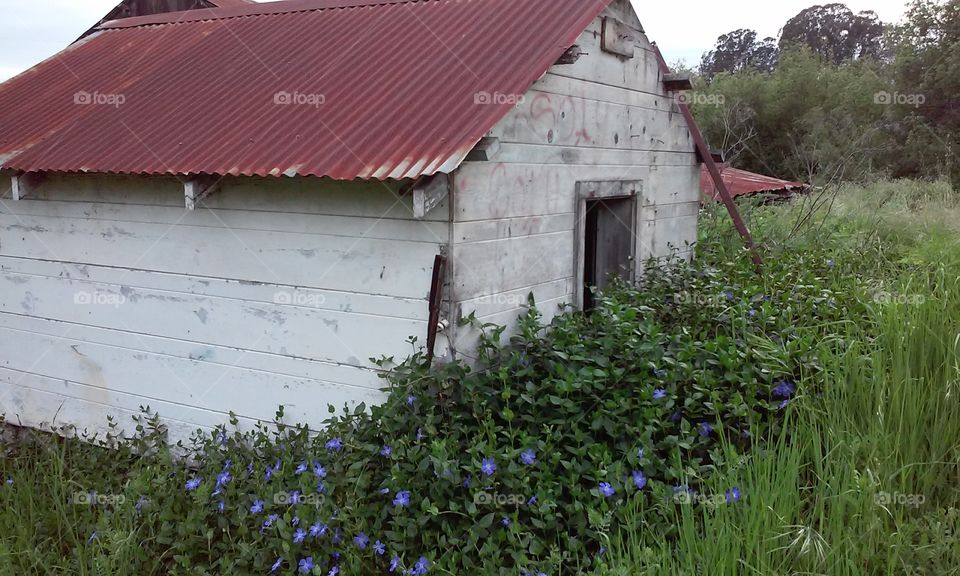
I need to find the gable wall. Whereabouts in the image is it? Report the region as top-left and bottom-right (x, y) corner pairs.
(447, 1), (700, 357)
(0, 174), (447, 440)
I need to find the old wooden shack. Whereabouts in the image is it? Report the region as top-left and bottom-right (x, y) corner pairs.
(0, 0), (700, 440)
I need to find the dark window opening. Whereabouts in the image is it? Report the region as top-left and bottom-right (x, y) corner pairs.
(583, 196), (635, 310)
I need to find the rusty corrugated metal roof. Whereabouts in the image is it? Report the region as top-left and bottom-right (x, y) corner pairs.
(0, 0), (608, 180)
(700, 164), (807, 201)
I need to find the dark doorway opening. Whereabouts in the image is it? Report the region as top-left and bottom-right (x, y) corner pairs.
(583, 196), (635, 310)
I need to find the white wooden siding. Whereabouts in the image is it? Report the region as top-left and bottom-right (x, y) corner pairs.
(0, 174), (447, 440)
(447, 3), (700, 358)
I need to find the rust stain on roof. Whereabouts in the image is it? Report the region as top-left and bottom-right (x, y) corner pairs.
(0, 0), (609, 180)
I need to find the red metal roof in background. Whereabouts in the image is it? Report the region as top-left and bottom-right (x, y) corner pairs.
(0, 0), (608, 180)
(700, 164), (807, 201)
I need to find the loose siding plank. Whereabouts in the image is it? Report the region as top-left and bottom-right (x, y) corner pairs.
(0, 256), (427, 321)
(0, 212), (439, 299)
(0, 313), (381, 389)
(0, 330), (384, 425)
(0, 273), (425, 365)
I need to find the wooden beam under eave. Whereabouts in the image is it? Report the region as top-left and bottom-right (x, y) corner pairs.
(11, 172), (46, 201)
(184, 176), (221, 210)
(413, 173), (450, 219)
(663, 73), (693, 91)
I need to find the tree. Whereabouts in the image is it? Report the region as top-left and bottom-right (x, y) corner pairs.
(780, 3), (885, 65)
(701, 29), (779, 79)
(892, 0), (960, 189)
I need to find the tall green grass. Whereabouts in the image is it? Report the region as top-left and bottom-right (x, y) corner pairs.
(605, 182), (960, 575)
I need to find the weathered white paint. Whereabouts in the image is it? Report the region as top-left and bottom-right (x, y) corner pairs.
(446, 3), (700, 359)
(0, 1), (699, 439)
(0, 173), (448, 440)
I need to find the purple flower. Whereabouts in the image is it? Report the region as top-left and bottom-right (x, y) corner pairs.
(699, 422), (713, 437)
(289, 490), (302, 505)
(261, 513), (279, 533)
(329, 567), (339, 576)
(653, 388), (666, 400)
(501, 516), (511, 527)
(185, 477), (202, 492)
(407, 395), (416, 406)
(313, 462), (327, 478)
(298, 557), (314, 574)
(309, 522), (327, 538)
(726, 486), (742, 503)
(462, 475), (472, 489)
(393, 490), (411, 508)
(295, 462), (308, 475)
(373, 540), (385, 555)
(632, 470), (647, 490)
(637, 447), (645, 459)
(326, 438), (343, 452)
(527, 495), (537, 506)
(599, 482), (615, 498)
(250, 499), (264, 514)
(292, 516), (300, 527)
(135, 495), (148, 513)
(379, 487), (390, 495)
(480, 458), (497, 476)
(389, 556), (400, 573)
(411, 556), (429, 575)
(271, 558), (283, 573)
(520, 449), (536, 466)
(772, 381), (795, 398)
(217, 500), (225, 514)
(293, 528), (306, 544)
(353, 532), (369, 550)
(779, 399), (790, 409)
(380, 445), (392, 457)
(216, 470), (232, 489)
(416, 428), (425, 441)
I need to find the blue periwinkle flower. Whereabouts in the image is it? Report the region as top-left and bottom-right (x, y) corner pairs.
(480, 458), (497, 476)
(298, 557), (314, 574)
(185, 477), (202, 492)
(632, 470), (647, 490)
(393, 490), (411, 508)
(699, 422), (713, 437)
(520, 449), (536, 466)
(326, 438), (343, 452)
(599, 482), (615, 498)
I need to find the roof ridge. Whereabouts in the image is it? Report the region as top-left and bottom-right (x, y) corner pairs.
(100, 0), (428, 29)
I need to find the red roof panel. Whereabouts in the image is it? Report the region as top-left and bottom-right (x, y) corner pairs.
(700, 165), (806, 200)
(0, 0), (608, 180)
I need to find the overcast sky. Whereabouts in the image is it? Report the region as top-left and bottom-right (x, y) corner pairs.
(0, 0), (910, 82)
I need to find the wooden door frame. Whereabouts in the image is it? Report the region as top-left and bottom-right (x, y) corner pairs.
(573, 180), (642, 309)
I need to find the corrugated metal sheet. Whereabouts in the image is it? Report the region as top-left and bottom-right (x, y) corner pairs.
(0, 0), (608, 180)
(700, 165), (807, 200)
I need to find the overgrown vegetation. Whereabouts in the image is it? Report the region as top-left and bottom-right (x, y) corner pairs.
(1, 180), (959, 575)
(692, 0), (960, 187)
